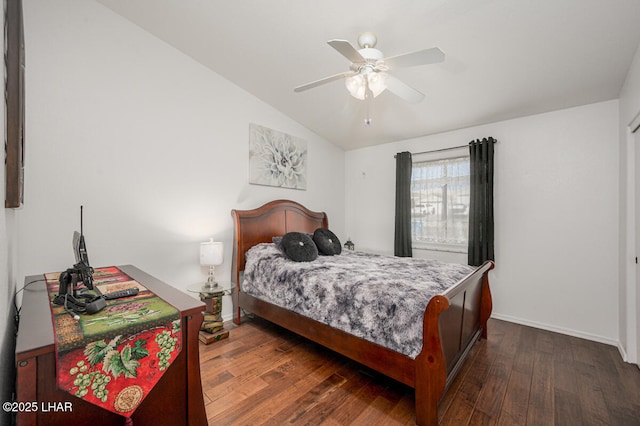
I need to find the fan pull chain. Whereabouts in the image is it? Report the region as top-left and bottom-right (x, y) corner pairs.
(364, 78), (373, 126)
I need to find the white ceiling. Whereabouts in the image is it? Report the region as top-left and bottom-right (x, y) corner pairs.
(97, 0), (640, 150)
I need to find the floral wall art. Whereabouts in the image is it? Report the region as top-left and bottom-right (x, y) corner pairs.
(249, 123), (307, 190)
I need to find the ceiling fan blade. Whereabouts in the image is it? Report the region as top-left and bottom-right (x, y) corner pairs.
(385, 75), (425, 103)
(327, 39), (365, 63)
(384, 47), (445, 69)
(294, 72), (353, 92)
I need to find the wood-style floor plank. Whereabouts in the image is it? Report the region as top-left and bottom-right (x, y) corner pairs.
(525, 351), (554, 425)
(199, 317), (640, 425)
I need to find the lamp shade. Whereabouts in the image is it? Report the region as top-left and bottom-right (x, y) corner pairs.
(200, 239), (224, 266)
(345, 72), (387, 100)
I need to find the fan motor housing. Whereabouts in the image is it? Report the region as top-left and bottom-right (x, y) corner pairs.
(358, 47), (383, 61)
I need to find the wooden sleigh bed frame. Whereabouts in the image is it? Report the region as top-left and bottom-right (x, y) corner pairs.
(231, 199), (494, 425)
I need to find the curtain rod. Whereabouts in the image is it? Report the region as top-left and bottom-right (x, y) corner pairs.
(394, 144), (467, 158)
(394, 138), (497, 158)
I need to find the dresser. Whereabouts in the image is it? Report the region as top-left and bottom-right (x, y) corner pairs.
(15, 265), (207, 426)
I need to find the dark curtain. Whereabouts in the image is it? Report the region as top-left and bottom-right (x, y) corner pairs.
(468, 137), (495, 266)
(394, 151), (413, 257)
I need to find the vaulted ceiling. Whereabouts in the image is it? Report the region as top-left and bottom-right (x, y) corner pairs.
(97, 0), (640, 150)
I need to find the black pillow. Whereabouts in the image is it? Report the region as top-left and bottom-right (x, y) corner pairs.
(313, 228), (342, 255)
(281, 232), (318, 262)
(272, 234), (311, 248)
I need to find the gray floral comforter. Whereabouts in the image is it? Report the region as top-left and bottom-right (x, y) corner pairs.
(242, 243), (475, 359)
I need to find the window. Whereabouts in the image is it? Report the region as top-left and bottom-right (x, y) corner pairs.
(411, 156), (470, 250)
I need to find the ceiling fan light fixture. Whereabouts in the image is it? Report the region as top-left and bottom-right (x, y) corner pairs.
(367, 72), (387, 96)
(295, 32), (441, 106)
(345, 72), (387, 100)
(345, 74), (366, 99)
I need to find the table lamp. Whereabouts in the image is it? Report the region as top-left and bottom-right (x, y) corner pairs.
(200, 238), (223, 288)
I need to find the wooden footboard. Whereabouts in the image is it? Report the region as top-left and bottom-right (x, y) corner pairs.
(415, 260), (494, 425)
(231, 200), (495, 425)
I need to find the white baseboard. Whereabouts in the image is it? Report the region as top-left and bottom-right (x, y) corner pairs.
(490, 312), (619, 348)
(617, 342), (630, 363)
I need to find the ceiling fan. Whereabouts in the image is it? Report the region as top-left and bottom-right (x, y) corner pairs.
(294, 32), (445, 104)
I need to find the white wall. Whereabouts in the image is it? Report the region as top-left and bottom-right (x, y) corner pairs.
(18, 0), (345, 320)
(0, 4), (19, 423)
(618, 40), (640, 364)
(346, 100), (620, 345)
(0, 207), (17, 426)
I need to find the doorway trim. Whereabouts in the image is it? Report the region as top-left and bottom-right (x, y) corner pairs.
(625, 109), (640, 365)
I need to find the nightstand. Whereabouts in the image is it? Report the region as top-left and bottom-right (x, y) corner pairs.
(186, 281), (232, 344)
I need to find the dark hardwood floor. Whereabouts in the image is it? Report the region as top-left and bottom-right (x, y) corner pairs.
(199, 317), (640, 425)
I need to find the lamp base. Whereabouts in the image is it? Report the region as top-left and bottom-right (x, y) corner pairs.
(204, 276), (218, 289)
(204, 265), (219, 289)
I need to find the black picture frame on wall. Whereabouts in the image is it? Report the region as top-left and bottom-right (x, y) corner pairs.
(5, 0), (25, 208)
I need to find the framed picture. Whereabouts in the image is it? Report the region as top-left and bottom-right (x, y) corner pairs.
(249, 123), (307, 190)
(5, 0), (25, 208)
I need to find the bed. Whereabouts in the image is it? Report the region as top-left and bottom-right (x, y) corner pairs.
(231, 199), (494, 425)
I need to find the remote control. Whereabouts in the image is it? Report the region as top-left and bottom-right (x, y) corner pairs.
(102, 287), (139, 300)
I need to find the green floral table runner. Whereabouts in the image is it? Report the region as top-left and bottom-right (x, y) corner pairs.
(46, 266), (181, 418)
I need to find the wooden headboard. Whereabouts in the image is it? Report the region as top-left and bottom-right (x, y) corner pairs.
(230, 200), (328, 286)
